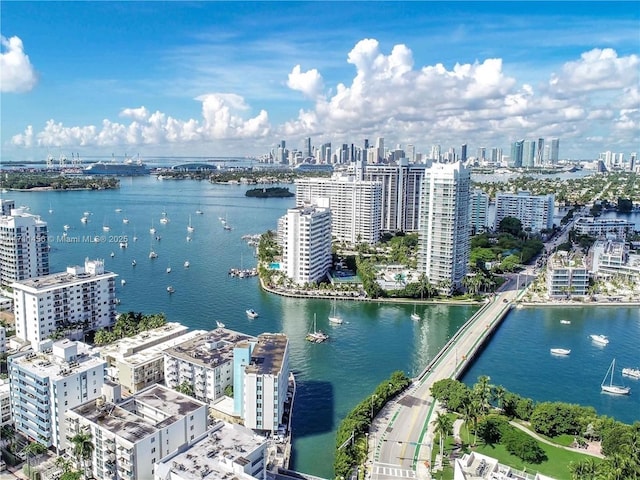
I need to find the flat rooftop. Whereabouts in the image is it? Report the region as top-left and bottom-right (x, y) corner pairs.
(12, 341), (105, 380)
(70, 384), (205, 444)
(99, 323), (206, 366)
(157, 422), (266, 480)
(14, 269), (117, 291)
(245, 333), (288, 376)
(164, 328), (256, 369)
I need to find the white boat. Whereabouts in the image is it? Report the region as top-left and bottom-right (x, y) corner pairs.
(196, 208), (203, 215)
(590, 334), (609, 345)
(306, 314), (329, 343)
(622, 367), (640, 379)
(63, 224), (71, 231)
(601, 359), (630, 395)
(119, 241), (127, 249)
(187, 216), (195, 233)
(560, 320), (571, 325)
(122, 218), (129, 224)
(167, 286), (175, 294)
(133, 235), (138, 242)
(150, 226), (156, 234)
(216, 320), (225, 329)
(110, 252), (115, 258)
(83, 211), (91, 216)
(121, 279), (126, 286)
(166, 266), (171, 274)
(186, 235), (192, 242)
(328, 300), (343, 325)
(246, 309), (259, 319)
(80, 216), (89, 223)
(149, 250), (158, 259)
(223, 224), (232, 231)
(411, 312), (420, 321)
(48, 203), (53, 214)
(115, 208), (122, 213)
(550, 348), (571, 355)
(103, 225), (111, 232)
(184, 261), (190, 268)
(160, 216), (169, 224)
(132, 259), (136, 267)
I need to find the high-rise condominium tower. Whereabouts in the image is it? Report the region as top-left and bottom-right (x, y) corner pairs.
(417, 161), (471, 293)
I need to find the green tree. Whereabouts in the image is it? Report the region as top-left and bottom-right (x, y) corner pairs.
(473, 375), (492, 415)
(176, 380), (194, 397)
(498, 216), (523, 236)
(70, 432), (94, 478)
(431, 411), (453, 462)
(568, 458), (599, 480)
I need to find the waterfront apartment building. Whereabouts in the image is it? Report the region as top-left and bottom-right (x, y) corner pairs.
(589, 239), (640, 283)
(469, 189), (489, 235)
(494, 191), (555, 233)
(12, 258), (117, 350)
(354, 159), (425, 232)
(234, 333), (290, 434)
(0, 205), (49, 287)
(295, 175), (382, 244)
(154, 422), (268, 480)
(8, 340), (106, 451)
(163, 328), (256, 407)
(279, 205), (332, 285)
(417, 161), (471, 293)
(574, 217), (635, 239)
(99, 323), (205, 393)
(546, 251), (589, 298)
(66, 384), (208, 480)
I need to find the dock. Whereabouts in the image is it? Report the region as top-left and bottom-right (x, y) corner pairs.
(368, 281), (521, 480)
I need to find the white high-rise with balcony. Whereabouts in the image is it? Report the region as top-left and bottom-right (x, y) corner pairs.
(8, 340), (106, 451)
(12, 258), (117, 349)
(0, 206), (49, 287)
(417, 161), (471, 293)
(295, 175), (382, 244)
(279, 205), (332, 285)
(494, 191), (554, 233)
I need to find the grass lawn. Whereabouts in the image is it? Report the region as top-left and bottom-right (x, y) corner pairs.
(455, 420), (601, 480)
(473, 441), (602, 480)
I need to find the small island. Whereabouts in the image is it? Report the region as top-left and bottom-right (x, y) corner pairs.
(245, 187), (294, 198)
(0, 172), (119, 191)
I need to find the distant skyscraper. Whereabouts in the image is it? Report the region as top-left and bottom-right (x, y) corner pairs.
(305, 137), (312, 158)
(417, 161), (471, 293)
(536, 138), (545, 166)
(523, 140), (536, 168)
(406, 144), (416, 163)
(510, 140), (524, 168)
(460, 144), (467, 163)
(376, 137), (385, 162)
(430, 145), (441, 162)
(550, 138), (560, 164)
(476, 147), (486, 162)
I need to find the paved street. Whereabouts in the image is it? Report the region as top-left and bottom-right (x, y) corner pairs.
(369, 285), (517, 480)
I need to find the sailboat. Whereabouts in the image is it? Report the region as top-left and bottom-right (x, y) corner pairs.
(149, 219), (156, 235)
(195, 205), (204, 215)
(187, 215), (195, 233)
(328, 300), (343, 325)
(48, 202), (53, 214)
(601, 359), (631, 395)
(411, 305), (420, 321)
(166, 259), (172, 274)
(306, 314), (329, 343)
(149, 238), (158, 259)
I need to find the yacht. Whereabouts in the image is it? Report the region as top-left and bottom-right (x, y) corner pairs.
(550, 348), (571, 356)
(119, 241), (128, 249)
(601, 359), (630, 395)
(80, 216), (89, 224)
(122, 218), (129, 224)
(167, 286), (175, 294)
(121, 279), (126, 286)
(132, 259), (137, 267)
(246, 309), (259, 319)
(622, 367), (640, 379)
(216, 320), (225, 328)
(63, 224), (71, 231)
(184, 261), (190, 268)
(560, 320), (571, 325)
(149, 250), (158, 259)
(590, 334), (609, 345)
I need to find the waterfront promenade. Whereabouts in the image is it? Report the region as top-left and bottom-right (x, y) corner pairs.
(367, 281), (520, 480)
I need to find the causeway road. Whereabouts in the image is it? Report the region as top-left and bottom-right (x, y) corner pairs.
(369, 284), (518, 480)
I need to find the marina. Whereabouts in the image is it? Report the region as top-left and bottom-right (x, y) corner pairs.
(7, 176), (639, 478)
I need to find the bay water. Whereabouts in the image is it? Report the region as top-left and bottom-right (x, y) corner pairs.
(4, 176), (638, 477)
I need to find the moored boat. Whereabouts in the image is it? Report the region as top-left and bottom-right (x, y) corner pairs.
(216, 320), (225, 329)
(167, 286), (175, 294)
(622, 367), (640, 379)
(590, 334), (609, 345)
(246, 309), (259, 319)
(601, 359), (630, 395)
(550, 348), (571, 355)
(560, 320), (571, 325)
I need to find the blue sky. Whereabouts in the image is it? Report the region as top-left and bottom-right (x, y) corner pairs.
(1, 2), (638, 161)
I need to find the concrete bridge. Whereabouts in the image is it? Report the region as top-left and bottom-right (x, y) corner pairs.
(367, 277), (526, 480)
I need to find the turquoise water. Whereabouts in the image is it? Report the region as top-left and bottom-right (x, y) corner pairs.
(462, 306), (640, 425)
(269, 262), (281, 269)
(5, 176), (638, 477)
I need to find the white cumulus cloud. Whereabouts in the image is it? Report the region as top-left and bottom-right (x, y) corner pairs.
(287, 65), (324, 99)
(0, 35), (38, 93)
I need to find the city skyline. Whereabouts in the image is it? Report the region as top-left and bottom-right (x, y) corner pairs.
(1, 2), (638, 162)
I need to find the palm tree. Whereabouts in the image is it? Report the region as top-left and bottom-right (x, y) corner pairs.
(431, 411), (454, 463)
(568, 458), (598, 480)
(461, 400), (477, 446)
(473, 375), (492, 415)
(70, 431), (94, 478)
(23, 442), (47, 471)
(493, 385), (506, 412)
